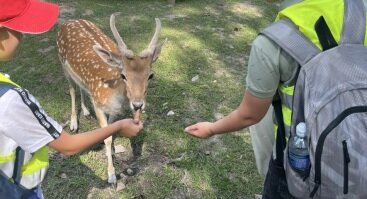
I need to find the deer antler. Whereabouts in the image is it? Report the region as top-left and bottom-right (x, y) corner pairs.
(110, 13), (134, 57)
(140, 18), (162, 57)
(148, 18), (161, 50)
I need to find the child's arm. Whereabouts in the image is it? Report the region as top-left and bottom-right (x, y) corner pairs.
(48, 119), (142, 156)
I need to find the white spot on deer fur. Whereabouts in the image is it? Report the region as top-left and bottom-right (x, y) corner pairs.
(108, 68), (112, 71)
(103, 83), (108, 88)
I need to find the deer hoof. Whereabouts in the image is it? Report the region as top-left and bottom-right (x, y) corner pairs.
(108, 174), (117, 184)
(70, 118), (78, 132)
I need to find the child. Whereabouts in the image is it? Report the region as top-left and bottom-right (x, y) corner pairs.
(0, 0), (143, 198)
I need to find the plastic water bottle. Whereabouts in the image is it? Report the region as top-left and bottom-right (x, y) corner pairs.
(288, 122), (310, 173)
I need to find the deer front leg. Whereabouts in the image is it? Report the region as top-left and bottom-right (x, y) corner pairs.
(69, 84), (78, 132)
(104, 135), (116, 184)
(93, 106), (116, 184)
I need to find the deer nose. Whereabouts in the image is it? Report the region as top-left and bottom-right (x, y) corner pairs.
(132, 101), (143, 111)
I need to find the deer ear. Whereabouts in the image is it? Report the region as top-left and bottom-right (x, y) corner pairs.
(152, 38), (167, 63)
(93, 45), (122, 68)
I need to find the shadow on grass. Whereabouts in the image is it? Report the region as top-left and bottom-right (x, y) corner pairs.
(43, 150), (112, 199)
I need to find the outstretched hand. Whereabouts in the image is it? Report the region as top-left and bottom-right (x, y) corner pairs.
(184, 122), (214, 139)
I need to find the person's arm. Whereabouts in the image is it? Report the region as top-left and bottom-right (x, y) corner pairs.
(48, 119), (142, 156)
(185, 90), (272, 138)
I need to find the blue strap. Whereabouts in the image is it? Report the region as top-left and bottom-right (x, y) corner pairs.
(0, 82), (15, 97)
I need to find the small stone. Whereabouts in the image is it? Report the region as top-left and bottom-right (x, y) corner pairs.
(254, 194), (262, 199)
(191, 75), (199, 82)
(114, 145), (127, 154)
(204, 151), (211, 155)
(116, 182), (126, 192)
(167, 110), (175, 116)
(126, 168), (134, 175)
(60, 173), (67, 179)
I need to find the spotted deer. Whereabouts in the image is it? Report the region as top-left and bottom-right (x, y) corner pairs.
(56, 14), (166, 184)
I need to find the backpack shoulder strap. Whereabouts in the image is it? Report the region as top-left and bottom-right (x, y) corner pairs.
(0, 81), (25, 184)
(272, 93), (287, 166)
(0, 81), (26, 189)
(340, 0), (366, 44)
(260, 19), (321, 66)
(0, 82), (15, 97)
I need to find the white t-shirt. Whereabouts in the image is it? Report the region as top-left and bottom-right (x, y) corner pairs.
(0, 87), (62, 155)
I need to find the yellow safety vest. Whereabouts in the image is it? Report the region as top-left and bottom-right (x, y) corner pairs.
(274, 0), (367, 138)
(0, 73), (49, 189)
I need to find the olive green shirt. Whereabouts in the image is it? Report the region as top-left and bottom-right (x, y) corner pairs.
(245, 0), (302, 98)
(246, 0), (367, 98)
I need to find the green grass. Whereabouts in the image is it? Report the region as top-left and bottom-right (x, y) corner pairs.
(0, 0), (278, 198)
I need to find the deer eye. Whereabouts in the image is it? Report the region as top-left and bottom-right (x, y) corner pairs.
(121, 74), (127, 81)
(148, 73), (154, 80)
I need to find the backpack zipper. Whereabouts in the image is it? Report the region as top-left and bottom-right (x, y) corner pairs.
(342, 140), (350, 194)
(310, 106), (367, 198)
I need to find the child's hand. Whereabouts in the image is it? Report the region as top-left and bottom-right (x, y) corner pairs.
(184, 122), (214, 139)
(116, 119), (143, 138)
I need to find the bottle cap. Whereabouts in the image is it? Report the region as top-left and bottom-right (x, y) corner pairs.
(296, 122), (306, 137)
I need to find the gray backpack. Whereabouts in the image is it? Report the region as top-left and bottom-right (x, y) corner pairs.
(261, 0), (367, 198)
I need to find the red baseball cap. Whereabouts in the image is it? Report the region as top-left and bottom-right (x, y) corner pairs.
(0, 0), (59, 34)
